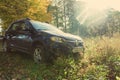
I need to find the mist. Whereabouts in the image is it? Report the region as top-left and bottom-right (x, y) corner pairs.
(76, 0), (120, 26)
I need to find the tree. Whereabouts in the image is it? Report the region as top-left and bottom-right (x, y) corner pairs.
(0, 0), (52, 30)
(94, 9), (120, 37)
(49, 0), (81, 33)
(0, 0), (29, 29)
(77, 8), (120, 37)
(26, 0), (52, 22)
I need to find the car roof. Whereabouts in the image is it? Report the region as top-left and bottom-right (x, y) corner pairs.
(14, 18), (31, 23)
(12, 18), (49, 27)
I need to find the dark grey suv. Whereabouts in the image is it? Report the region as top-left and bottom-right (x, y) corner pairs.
(3, 18), (84, 63)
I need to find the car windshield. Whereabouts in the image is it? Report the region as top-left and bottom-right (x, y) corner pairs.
(30, 20), (63, 33)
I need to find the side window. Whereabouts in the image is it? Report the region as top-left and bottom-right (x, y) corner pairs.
(10, 23), (20, 31)
(10, 22), (28, 31)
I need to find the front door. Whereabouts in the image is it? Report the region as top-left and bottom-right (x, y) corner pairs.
(15, 21), (32, 51)
(7, 21), (32, 52)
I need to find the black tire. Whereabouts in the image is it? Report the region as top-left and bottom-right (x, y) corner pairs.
(33, 45), (45, 64)
(3, 41), (11, 53)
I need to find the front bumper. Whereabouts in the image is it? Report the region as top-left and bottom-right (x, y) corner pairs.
(49, 41), (84, 56)
(72, 47), (84, 53)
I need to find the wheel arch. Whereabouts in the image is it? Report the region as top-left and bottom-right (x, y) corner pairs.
(32, 40), (46, 49)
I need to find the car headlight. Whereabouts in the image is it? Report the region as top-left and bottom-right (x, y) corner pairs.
(50, 36), (65, 43)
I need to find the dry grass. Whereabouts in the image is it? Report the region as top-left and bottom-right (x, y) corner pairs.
(0, 35), (120, 80)
(80, 35), (120, 80)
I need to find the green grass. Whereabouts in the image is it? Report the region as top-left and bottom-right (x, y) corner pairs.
(0, 36), (120, 80)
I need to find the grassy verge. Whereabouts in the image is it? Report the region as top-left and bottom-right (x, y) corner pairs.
(82, 36), (120, 80)
(0, 36), (120, 80)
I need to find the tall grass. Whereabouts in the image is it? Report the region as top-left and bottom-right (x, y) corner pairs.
(0, 35), (120, 80)
(49, 35), (120, 80)
(28, 35), (120, 80)
(81, 36), (120, 80)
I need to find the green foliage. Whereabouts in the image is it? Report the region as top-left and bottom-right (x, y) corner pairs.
(49, 0), (80, 33)
(0, 0), (29, 29)
(0, 36), (120, 80)
(80, 65), (108, 80)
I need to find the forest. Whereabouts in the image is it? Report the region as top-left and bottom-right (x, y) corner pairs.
(0, 0), (120, 80)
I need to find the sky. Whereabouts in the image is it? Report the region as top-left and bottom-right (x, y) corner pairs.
(79, 0), (120, 11)
(77, 0), (120, 25)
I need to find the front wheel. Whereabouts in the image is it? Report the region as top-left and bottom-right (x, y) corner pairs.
(33, 45), (45, 64)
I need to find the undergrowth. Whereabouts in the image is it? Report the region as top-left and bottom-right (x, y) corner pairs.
(0, 36), (120, 80)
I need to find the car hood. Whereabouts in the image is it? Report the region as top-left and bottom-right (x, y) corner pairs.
(42, 30), (83, 41)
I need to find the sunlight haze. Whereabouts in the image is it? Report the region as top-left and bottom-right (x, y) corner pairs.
(77, 0), (120, 24)
(79, 0), (120, 11)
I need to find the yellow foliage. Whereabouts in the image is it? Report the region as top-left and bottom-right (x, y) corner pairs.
(26, 0), (52, 22)
(0, 0), (52, 29)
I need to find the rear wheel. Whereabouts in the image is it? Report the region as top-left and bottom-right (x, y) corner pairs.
(3, 41), (11, 53)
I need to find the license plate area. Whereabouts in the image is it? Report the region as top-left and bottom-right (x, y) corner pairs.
(72, 47), (83, 53)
